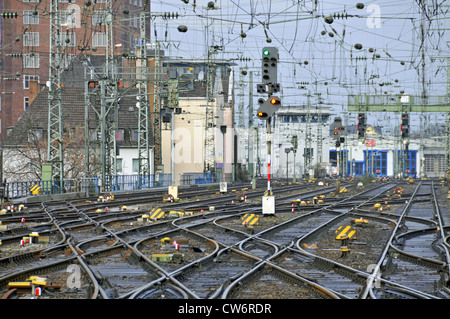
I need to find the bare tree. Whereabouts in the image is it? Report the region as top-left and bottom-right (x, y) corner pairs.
(3, 116), (86, 182)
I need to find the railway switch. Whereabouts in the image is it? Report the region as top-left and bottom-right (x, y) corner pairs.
(149, 208), (165, 221)
(161, 237), (171, 246)
(352, 218), (368, 227)
(335, 225), (357, 257)
(241, 214), (260, 226)
(151, 253), (184, 263)
(164, 194), (175, 202)
(335, 225), (357, 241)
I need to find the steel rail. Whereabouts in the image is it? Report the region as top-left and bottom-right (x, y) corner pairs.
(362, 182), (449, 299)
(218, 183), (398, 299)
(431, 181), (450, 282)
(256, 182), (398, 250)
(361, 182), (422, 299)
(220, 247), (341, 299)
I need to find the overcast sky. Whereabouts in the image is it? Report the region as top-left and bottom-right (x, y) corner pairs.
(149, 0), (449, 131)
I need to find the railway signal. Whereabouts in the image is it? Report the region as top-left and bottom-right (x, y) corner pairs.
(256, 83), (266, 93)
(256, 96), (281, 121)
(332, 117), (344, 139)
(357, 113), (365, 139)
(88, 80), (99, 88)
(262, 47), (278, 84)
(401, 113), (409, 138)
(258, 47), (282, 209)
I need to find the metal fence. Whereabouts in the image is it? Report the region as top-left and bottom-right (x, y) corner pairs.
(110, 174), (173, 191)
(4, 179), (79, 199)
(180, 172), (217, 185)
(3, 172), (219, 199)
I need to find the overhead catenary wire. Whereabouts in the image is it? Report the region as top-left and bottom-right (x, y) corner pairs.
(2, 0), (448, 124)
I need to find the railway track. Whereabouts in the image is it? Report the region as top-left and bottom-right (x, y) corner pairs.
(0, 178), (448, 300)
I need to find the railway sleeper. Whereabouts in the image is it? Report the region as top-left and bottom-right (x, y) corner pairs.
(10, 252), (37, 265)
(264, 266), (333, 299)
(138, 257), (168, 278)
(313, 257), (334, 271)
(381, 254), (397, 275)
(311, 256), (367, 285)
(395, 251), (445, 270)
(0, 259), (75, 291)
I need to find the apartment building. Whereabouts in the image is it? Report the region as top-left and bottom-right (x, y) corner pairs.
(0, 0), (149, 140)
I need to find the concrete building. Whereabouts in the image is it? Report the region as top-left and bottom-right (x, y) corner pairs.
(254, 106), (447, 180)
(270, 106), (332, 179)
(160, 59), (235, 184)
(342, 127), (446, 178)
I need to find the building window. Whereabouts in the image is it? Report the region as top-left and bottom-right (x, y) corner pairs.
(116, 129), (124, 141)
(424, 154), (445, 174)
(24, 97), (30, 110)
(23, 10), (39, 24)
(28, 129), (43, 142)
(23, 32), (39, 46)
(58, 10), (74, 26)
(92, 11), (107, 25)
(60, 32), (76, 46)
(24, 75), (39, 89)
(116, 159), (123, 172)
(132, 159), (139, 173)
(131, 129), (139, 141)
(23, 54), (39, 68)
(23, 0), (39, 3)
(92, 32), (107, 47)
(365, 150), (388, 176)
(62, 54), (75, 69)
(280, 115), (299, 123)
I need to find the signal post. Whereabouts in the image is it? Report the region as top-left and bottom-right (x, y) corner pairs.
(332, 117), (345, 177)
(256, 47), (281, 214)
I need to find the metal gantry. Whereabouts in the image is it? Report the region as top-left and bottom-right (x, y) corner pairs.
(47, 0), (64, 182)
(152, 41), (163, 170)
(446, 57), (450, 169)
(84, 0), (119, 191)
(204, 46), (217, 173)
(138, 12), (150, 177)
(103, 1), (119, 189)
(304, 93), (312, 176)
(84, 66), (101, 179)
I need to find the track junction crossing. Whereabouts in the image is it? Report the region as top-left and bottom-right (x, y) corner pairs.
(0, 177), (449, 300)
